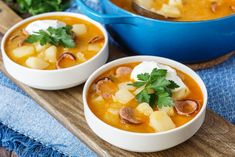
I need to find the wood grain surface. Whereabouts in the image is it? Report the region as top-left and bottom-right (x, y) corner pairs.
(0, 1), (234, 157)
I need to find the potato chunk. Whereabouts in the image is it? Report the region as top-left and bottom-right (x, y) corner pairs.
(118, 82), (136, 91)
(76, 52), (86, 62)
(157, 4), (181, 18)
(136, 102), (153, 116)
(172, 87), (190, 100)
(115, 89), (134, 104)
(34, 42), (50, 53)
(12, 46), (35, 58)
(158, 106), (175, 116)
(44, 46), (57, 63)
(149, 111), (176, 132)
(25, 57), (49, 69)
(88, 43), (102, 51)
(72, 24), (87, 36)
(169, 0), (183, 7)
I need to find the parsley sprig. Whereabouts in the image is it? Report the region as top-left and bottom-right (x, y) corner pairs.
(130, 68), (179, 109)
(25, 26), (76, 48)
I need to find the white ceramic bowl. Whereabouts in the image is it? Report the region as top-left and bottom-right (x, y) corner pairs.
(1, 12), (109, 90)
(83, 56), (208, 152)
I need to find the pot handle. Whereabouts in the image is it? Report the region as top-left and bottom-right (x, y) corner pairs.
(76, 0), (136, 25)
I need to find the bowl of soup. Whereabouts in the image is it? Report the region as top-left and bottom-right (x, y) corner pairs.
(83, 56), (207, 152)
(1, 12), (108, 90)
(76, 0), (235, 62)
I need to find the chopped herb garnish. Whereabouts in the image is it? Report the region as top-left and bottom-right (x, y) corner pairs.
(25, 26), (76, 48)
(130, 68), (179, 109)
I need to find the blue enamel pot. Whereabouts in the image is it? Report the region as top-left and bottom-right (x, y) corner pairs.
(76, 0), (235, 63)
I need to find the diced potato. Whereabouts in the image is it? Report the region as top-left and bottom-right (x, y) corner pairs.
(168, 0), (183, 7)
(34, 42), (50, 53)
(72, 24), (87, 36)
(158, 106), (175, 116)
(136, 0), (154, 9)
(37, 52), (45, 59)
(93, 95), (104, 103)
(107, 108), (119, 115)
(76, 52), (86, 62)
(44, 46), (57, 63)
(157, 4), (181, 18)
(172, 87), (190, 100)
(115, 89), (134, 104)
(133, 85), (145, 95)
(12, 46), (35, 58)
(149, 111), (176, 132)
(103, 110), (119, 125)
(25, 57), (49, 69)
(112, 95), (118, 103)
(118, 82), (136, 91)
(136, 102), (153, 116)
(88, 43), (102, 51)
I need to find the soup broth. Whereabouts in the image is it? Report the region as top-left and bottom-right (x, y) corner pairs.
(87, 62), (204, 133)
(110, 0), (235, 21)
(5, 16), (105, 70)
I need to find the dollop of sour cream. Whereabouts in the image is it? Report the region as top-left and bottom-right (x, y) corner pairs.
(131, 61), (190, 100)
(25, 20), (66, 35)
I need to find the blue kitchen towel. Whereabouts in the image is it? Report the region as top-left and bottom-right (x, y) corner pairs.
(0, 0), (235, 156)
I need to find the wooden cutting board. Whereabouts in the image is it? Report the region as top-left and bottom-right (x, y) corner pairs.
(0, 1), (234, 156)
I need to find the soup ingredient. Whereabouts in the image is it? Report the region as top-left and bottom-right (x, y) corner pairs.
(149, 111), (176, 132)
(72, 24), (87, 36)
(56, 52), (76, 69)
(96, 78), (117, 99)
(129, 68), (179, 108)
(12, 45), (35, 58)
(136, 102), (153, 116)
(131, 61), (189, 100)
(25, 26), (76, 48)
(157, 4), (181, 18)
(115, 67), (132, 77)
(5, 0), (69, 15)
(119, 107), (142, 124)
(174, 100), (198, 116)
(159, 106), (175, 116)
(88, 35), (105, 44)
(118, 82), (136, 91)
(169, 0), (183, 7)
(25, 57), (49, 69)
(25, 20), (66, 35)
(44, 46), (57, 63)
(34, 42), (50, 52)
(115, 88), (135, 104)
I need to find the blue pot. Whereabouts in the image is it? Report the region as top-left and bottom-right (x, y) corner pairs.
(76, 0), (235, 63)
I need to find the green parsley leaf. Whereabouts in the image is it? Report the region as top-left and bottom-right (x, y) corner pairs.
(137, 73), (150, 81)
(168, 80), (180, 89)
(129, 68), (179, 109)
(25, 26), (76, 48)
(129, 81), (146, 88)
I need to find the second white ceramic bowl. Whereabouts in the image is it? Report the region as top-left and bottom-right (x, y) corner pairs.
(83, 56), (208, 152)
(1, 12), (109, 90)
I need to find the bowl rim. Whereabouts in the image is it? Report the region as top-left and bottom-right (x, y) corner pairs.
(1, 12), (109, 73)
(105, 0), (235, 24)
(83, 55), (208, 136)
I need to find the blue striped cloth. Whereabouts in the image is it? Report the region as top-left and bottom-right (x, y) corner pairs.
(0, 0), (234, 156)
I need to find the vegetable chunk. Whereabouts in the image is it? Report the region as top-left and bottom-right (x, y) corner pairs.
(12, 46), (35, 58)
(115, 89), (134, 104)
(72, 24), (87, 36)
(136, 102), (153, 116)
(44, 46), (57, 63)
(149, 111), (176, 132)
(25, 57), (49, 69)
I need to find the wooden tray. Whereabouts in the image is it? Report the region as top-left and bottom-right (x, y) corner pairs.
(0, 1), (234, 156)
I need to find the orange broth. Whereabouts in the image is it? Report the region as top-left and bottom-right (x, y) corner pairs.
(5, 16), (104, 70)
(87, 62), (204, 133)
